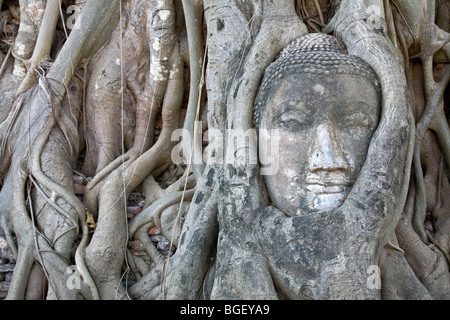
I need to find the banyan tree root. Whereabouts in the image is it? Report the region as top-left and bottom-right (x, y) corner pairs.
(11, 0), (46, 79)
(384, 0), (450, 298)
(1, 0), (122, 300)
(82, 0), (176, 179)
(16, 0), (61, 94)
(180, 0), (205, 179)
(82, 42), (184, 299)
(0, 76), (91, 300)
(161, 165), (220, 300)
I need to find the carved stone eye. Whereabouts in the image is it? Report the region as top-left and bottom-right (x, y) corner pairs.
(280, 118), (304, 127)
(278, 112), (309, 130)
(341, 112), (372, 132)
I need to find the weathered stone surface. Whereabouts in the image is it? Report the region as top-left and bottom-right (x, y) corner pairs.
(0, 264), (15, 273)
(0, 236), (14, 262)
(0, 281), (10, 292)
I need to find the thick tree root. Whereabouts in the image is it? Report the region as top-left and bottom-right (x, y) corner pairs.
(82, 42), (184, 299)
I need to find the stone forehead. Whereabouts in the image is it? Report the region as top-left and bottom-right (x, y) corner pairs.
(254, 33), (380, 129)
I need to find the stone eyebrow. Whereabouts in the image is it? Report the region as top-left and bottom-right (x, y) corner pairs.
(269, 98), (313, 117)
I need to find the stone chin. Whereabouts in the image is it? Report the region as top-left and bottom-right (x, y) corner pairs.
(269, 184), (350, 217)
(307, 189), (348, 214)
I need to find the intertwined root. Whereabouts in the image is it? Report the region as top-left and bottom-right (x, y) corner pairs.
(0, 75), (94, 299)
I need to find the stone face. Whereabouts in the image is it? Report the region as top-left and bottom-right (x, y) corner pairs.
(260, 73), (380, 216)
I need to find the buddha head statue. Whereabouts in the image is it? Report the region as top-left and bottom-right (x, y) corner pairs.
(254, 33), (381, 216)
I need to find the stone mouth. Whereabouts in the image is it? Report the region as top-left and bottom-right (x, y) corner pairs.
(305, 184), (348, 194)
(304, 174), (352, 194)
(305, 174), (351, 183)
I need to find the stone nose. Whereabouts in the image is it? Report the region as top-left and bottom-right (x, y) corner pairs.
(308, 123), (348, 172)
